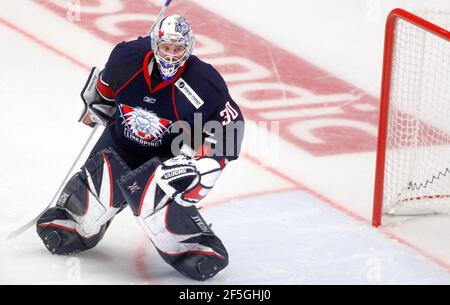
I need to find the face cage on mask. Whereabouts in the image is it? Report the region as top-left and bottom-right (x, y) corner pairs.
(152, 36), (195, 81)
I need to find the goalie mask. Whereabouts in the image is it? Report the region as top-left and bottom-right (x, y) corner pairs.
(151, 15), (195, 81)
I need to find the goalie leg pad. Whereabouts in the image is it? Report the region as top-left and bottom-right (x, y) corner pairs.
(118, 156), (168, 217)
(36, 148), (130, 255)
(36, 206), (112, 255)
(117, 157), (228, 280)
(138, 202), (229, 281)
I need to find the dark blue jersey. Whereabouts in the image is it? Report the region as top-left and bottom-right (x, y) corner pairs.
(96, 36), (244, 165)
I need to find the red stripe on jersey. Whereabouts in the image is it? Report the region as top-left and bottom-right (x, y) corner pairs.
(96, 77), (116, 100)
(115, 68), (144, 96)
(142, 51), (188, 94)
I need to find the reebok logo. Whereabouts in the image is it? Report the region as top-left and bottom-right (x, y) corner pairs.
(143, 96), (156, 104)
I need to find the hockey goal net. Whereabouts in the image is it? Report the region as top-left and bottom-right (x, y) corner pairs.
(372, 8), (450, 227)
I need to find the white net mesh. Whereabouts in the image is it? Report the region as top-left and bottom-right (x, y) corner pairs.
(383, 10), (450, 216)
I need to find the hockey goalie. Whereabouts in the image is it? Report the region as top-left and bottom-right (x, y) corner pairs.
(35, 14), (245, 281)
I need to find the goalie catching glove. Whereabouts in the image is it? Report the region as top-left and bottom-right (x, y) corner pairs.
(154, 154), (224, 207)
(79, 67), (116, 127)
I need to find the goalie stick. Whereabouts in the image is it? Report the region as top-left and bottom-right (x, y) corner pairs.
(6, 0), (174, 240)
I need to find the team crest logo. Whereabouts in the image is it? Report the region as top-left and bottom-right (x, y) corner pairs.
(119, 104), (172, 146)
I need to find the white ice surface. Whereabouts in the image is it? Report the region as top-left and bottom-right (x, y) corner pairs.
(2, 192), (450, 284)
(192, 0), (450, 96)
(141, 192), (450, 285)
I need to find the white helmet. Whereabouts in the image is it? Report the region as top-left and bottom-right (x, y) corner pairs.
(151, 15), (195, 81)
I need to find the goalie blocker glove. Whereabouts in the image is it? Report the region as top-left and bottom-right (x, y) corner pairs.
(154, 154), (223, 207)
(79, 67), (116, 127)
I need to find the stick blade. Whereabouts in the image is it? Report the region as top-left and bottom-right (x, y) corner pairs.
(6, 216), (40, 240)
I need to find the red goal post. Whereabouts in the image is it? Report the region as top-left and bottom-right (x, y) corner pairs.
(372, 8), (450, 227)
